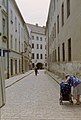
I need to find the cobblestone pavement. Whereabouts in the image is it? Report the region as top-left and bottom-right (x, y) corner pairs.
(5, 70), (33, 88)
(1, 70), (81, 120)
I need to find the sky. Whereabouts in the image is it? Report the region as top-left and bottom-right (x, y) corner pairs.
(16, 0), (50, 26)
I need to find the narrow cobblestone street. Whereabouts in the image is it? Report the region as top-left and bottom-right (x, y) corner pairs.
(1, 70), (81, 120)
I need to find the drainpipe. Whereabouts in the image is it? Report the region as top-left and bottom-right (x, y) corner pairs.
(7, 0), (9, 78)
(22, 52), (24, 73)
(47, 22), (50, 71)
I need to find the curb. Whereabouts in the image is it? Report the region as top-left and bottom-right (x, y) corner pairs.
(46, 70), (61, 85)
(5, 71), (34, 89)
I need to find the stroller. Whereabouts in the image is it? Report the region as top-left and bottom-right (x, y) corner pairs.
(59, 82), (73, 105)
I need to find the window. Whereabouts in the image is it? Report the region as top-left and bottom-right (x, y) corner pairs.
(15, 39), (17, 51)
(52, 51), (54, 62)
(37, 44), (39, 49)
(10, 35), (13, 49)
(45, 63), (47, 66)
(40, 37), (42, 41)
(45, 45), (46, 50)
(18, 23), (20, 52)
(67, 0), (70, 18)
(57, 15), (59, 34)
(32, 53), (34, 59)
(15, 60), (17, 74)
(18, 23), (20, 39)
(62, 2), (64, 26)
(58, 47), (60, 62)
(55, 49), (57, 62)
(32, 43), (34, 48)
(19, 59), (21, 73)
(68, 38), (71, 61)
(54, 0), (55, 11)
(32, 36), (34, 40)
(36, 36), (39, 40)
(40, 54), (43, 59)
(19, 41), (20, 52)
(45, 54), (47, 59)
(15, 17), (17, 32)
(62, 43), (65, 61)
(40, 44), (42, 49)
(54, 23), (56, 38)
(11, 59), (13, 75)
(2, 18), (6, 35)
(37, 54), (39, 59)
(10, 10), (13, 24)
(0, 49), (1, 56)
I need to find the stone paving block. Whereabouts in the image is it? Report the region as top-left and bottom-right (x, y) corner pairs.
(1, 70), (81, 120)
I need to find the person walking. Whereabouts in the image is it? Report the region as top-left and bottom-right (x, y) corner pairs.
(34, 67), (38, 76)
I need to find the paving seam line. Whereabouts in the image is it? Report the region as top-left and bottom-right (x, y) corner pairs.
(46, 71), (60, 85)
(5, 71), (34, 89)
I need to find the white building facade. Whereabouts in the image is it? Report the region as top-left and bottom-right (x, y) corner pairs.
(0, 0), (7, 107)
(8, 0), (30, 77)
(46, 0), (81, 76)
(27, 23), (47, 69)
(0, 0), (31, 107)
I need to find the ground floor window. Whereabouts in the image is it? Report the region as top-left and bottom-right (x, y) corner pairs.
(62, 43), (65, 61)
(11, 59), (13, 75)
(68, 38), (71, 61)
(15, 60), (17, 74)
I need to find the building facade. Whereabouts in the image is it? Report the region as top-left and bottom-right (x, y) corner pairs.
(0, 0), (7, 107)
(46, 0), (81, 76)
(27, 23), (47, 69)
(0, 0), (31, 107)
(7, 0), (30, 77)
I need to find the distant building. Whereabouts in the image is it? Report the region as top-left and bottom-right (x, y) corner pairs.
(27, 23), (47, 69)
(46, 0), (81, 75)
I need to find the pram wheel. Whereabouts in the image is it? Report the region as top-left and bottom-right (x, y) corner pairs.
(60, 101), (63, 105)
(69, 95), (73, 105)
(59, 97), (63, 105)
(69, 100), (73, 105)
